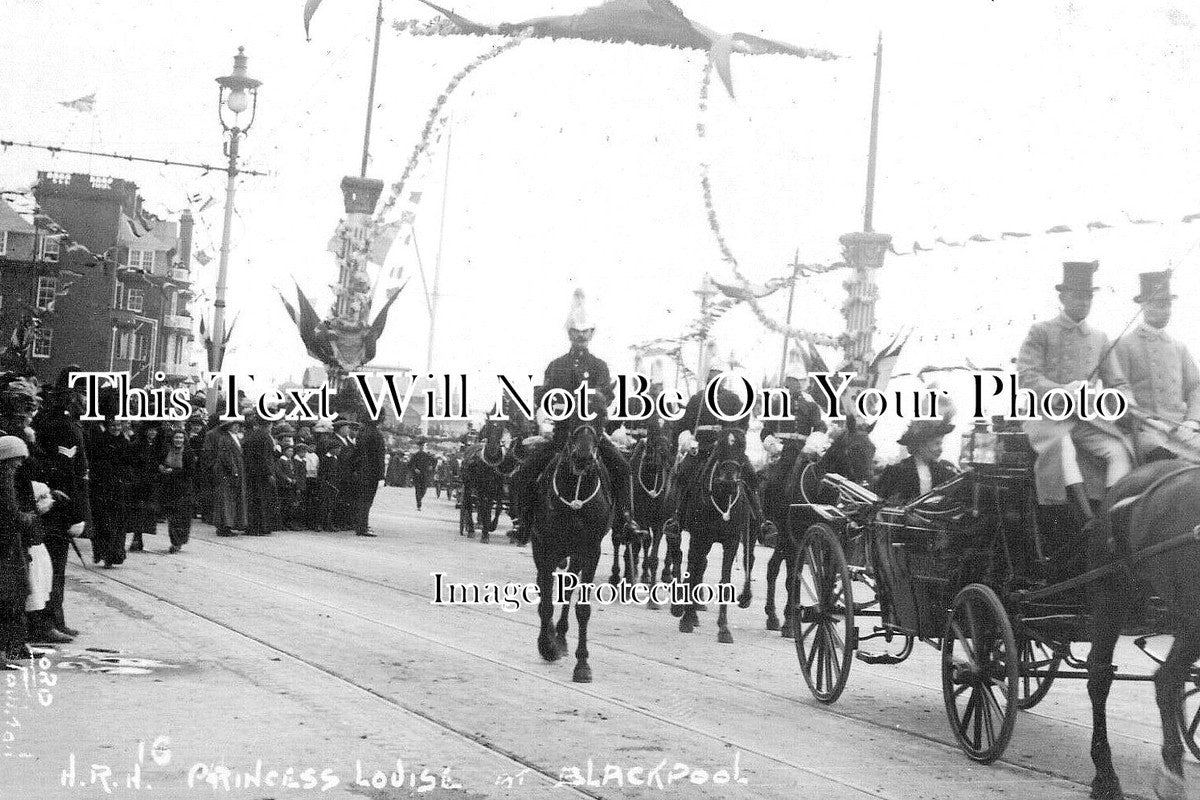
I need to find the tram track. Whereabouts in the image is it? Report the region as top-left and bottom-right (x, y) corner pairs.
(163, 530), (1130, 795)
(97, 547), (897, 799)
(85, 563), (609, 800)
(193, 517), (1167, 749)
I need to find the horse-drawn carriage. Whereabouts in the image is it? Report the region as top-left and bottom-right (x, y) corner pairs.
(787, 419), (1200, 772)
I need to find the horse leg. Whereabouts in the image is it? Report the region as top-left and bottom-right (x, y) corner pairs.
(464, 487), (476, 539)
(1152, 622), (1200, 800)
(679, 535), (708, 633)
(608, 534), (621, 586)
(535, 553), (560, 662)
(738, 526), (754, 609)
(1087, 584), (1130, 800)
(643, 527), (659, 585)
(622, 535), (635, 587)
(554, 593), (571, 659)
(780, 548), (797, 639)
(765, 546), (783, 630)
(717, 537), (737, 644)
(573, 548), (601, 683)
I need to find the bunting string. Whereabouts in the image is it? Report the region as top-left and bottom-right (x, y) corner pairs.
(375, 34), (530, 227)
(695, 61), (841, 347)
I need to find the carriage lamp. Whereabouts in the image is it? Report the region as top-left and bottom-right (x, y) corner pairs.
(216, 47), (262, 133)
(960, 421), (997, 467)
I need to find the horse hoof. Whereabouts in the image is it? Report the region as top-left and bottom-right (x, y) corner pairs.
(555, 636), (568, 658)
(480, 534), (489, 544)
(696, 604), (709, 612)
(646, 599), (660, 611)
(1089, 776), (1124, 800)
(670, 604), (685, 618)
(717, 629), (734, 644)
(780, 622), (795, 639)
(765, 615), (780, 631)
(1152, 766), (1184, 800)
(572, 664), (592, 683)
(538, 635), (561, 662)
(608, 573), (620, 587)
(466, 531), (475, 539)
(737, 591), (752, 610)
(679, 615), (696, 634)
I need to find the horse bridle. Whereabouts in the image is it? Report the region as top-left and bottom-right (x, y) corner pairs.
(634, 439), (668, 498)
(706, 458), (743, 522)
(551, 424), (602, 511)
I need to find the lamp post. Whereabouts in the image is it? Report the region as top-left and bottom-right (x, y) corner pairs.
(208, 46), (262, 415)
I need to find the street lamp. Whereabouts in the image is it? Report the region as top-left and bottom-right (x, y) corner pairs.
(207, 47), (262, 414)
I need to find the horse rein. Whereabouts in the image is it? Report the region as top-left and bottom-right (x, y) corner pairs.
(634, 441), (668, 498)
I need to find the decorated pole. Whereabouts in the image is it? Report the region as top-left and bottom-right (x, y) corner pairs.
(840, 32), (892, 379)
(693, 275), (717, 381)
(777, 251), (802, 384)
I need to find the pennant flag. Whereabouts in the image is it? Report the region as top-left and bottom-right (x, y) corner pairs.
(193, 250), (212, 266)
(413, 0), (838, 98)
(399, 210), (416, 225)
(1183, 213), (1200, 223)
(279, 293), (299, 326)
(367, 221), (403, 266)
(1001, 231), (1031, 239)
(867, 329), (910, 392)
(197, 197), (216, 213)
(1087, 221), (1113, 230)
(303, 0), (324, 40)
(807, 342), (830, 374)
(363, 283), (406, 365)
(292, 282), (337, 365)
(59, 93), (95, 113)
(326, 233), (344, 255)
(408, 192), (422, 204)
(1045, 225), (1072, 234)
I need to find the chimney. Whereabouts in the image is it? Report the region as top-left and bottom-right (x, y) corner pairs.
(178, 210), (194, 270)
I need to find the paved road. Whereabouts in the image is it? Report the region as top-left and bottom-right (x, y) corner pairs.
(4, 487), (1194, 799)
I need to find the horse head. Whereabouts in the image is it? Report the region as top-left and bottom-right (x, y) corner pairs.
(643, 419), (672, 467)
(567, 421), (599, 474)
(480, 420), (505, 465)
(822, 421), (876, 486)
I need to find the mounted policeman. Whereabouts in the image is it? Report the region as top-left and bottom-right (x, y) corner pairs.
(760, 342), (827, 505)
(509, 289), (633, 544)
(663, 341), (766, 538)
(1112, 270), (1200, 462)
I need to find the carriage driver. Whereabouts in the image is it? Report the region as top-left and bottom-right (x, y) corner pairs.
(663, 342), (766, 537)
(1017, 261), (1135, 531)
(509, 289), (633, 544)
(760, 343), (827, 484)
(1113, 270), (1200, 462)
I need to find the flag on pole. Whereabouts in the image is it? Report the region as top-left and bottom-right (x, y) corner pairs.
(59, 93), (96, 113)
(367, 221), (403, 266)
(303, 0), (325, 39)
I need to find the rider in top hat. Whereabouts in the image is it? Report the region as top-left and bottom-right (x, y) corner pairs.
(664, 342), (764, 536)
(874, 419), (959, 504)
(510, 289), (632, 543)
(1113, 270), (1200, 461)
(1017, 261), (1134, 530)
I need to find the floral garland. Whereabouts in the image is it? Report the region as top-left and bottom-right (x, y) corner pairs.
(696, 61), (844, 348)
(375, 34), (530, 225)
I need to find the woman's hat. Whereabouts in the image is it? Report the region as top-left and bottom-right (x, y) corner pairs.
(897, 419), (955, 449)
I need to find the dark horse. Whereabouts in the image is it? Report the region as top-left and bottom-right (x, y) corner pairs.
(459, 419), (515, 543)
(1087, 459), (1200, 800)
(610, 421), (672, 592)
(672, 427), (755, 644)
(762, 419), (876, 638)
(532, 419), (614, 683)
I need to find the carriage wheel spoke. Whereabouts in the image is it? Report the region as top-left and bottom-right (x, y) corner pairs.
(958, 690), (979, 743)
(1186, 700), (1200, 740)
(950, 620), (977, 666)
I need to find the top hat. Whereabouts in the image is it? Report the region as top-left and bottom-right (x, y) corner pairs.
(784, 343), (809, 382)
(1056, 261), (1099, 293)
(1135, 270), (1176, 303)
(897, 418), (955, 449)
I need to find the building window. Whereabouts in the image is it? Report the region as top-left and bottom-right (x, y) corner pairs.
(114, 330), (134, 360)
(0, 231), (7, 256)
(173, 334), (185, 365)
(125, 287), (144, 313)
(35, 276), (57, 310)
(127, 249), (154, 271)
(32, 327), (52, 359)
(39, 236), (59, 263)
(135, 330), (152, 363)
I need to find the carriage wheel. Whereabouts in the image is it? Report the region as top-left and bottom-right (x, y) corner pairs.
(1016, 637), (1060, 711)
(793, 523), (855, 704)
(941, 584), (1019, 764)
(1178, 678), (1200, 761)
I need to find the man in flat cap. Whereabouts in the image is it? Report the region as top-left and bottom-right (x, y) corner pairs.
(1017, 261), (1134, 530)
(1113, 270), (1200, 461)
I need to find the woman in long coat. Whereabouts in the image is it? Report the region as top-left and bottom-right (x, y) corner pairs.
(129, 423), (164, 552)
(211, 420), (247, 537)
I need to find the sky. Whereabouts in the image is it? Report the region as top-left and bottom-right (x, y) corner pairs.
(3, 0), (1200, 449)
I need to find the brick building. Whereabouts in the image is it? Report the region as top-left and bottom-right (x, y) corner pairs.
(0, 172), (198, 386)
